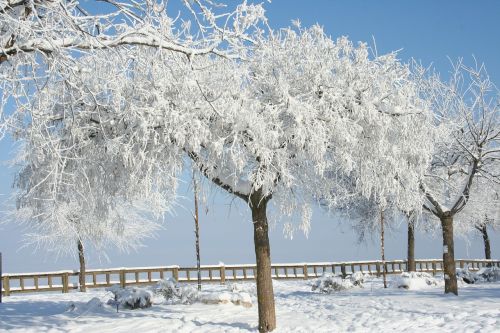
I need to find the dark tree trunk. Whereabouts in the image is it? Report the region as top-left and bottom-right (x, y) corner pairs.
(380, 209), (387, 288)
(440, 215), (458, 295)
(77, 239), (86, 292)
(479, 225), (491, 261)
(193, 175), (202, 291)
(407, 219), (416, 272)
(251, 197), (276, 333)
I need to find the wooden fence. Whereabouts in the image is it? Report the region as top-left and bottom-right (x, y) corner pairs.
(2, 259), (498, 296)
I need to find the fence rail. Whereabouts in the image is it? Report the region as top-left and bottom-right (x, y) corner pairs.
(2, 259), (498, 296)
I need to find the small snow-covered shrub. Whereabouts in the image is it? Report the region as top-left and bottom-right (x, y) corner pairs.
(155, 278), (179, 301)
(456, 265), (478, 284)
(312, 273), (359, 293)
(456, 265), (500, 284)
(394, 272), (439, 290)
(106, 285), (152, 309)
(178, 285), (199, 304)
(155, 278), (198, 304)
(154, 279), (252, 307)
(478, 266), (500, 282)
(349, 271), (366, 286)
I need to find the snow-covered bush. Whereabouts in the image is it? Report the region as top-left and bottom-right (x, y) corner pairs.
(456, 265), (478, 284)
(155, 278), (199, 304)
(477, 266), (500, 282)
(154, 279), (252, 307)
(106, 285), (153, 309)
(457, 266), (500, 284)
(349, 272), (366, 287)
(394, 272), (439, 290)
(312, 273), (364, 293)
(155, 278), (179, 301)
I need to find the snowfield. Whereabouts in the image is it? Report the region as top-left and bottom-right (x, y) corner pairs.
(1, 276), (499, 332)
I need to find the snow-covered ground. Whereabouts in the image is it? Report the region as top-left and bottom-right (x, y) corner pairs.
(1, 276), (499, 332)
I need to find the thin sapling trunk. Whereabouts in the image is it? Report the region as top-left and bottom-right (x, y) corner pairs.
(193, 173), (202, 291)
(407, 218), (416, 272)
(380, 209), (387, 288)
(77, 239), (86, 292)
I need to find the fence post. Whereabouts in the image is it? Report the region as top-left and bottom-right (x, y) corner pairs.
(62, 273), (69, 293)
(340, 264), (346, 278)
(303, 264), (308, 280)
(0, 252), (2, 302)
(173, 267), (179, 282)
(119, 270), (126, 288)
(220, 264), (226, 285)
(432, 262), (437, 276)
(2, 276), (9, 297)
(376, 262), (381, 277)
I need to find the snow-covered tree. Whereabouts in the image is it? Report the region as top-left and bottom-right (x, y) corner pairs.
(12, 199), (162, 291)
(0, 0), (262, 64)
(0, 0), (267, 136)
(11, 130), (165, 292)
(3, 19), (434, 333)
(454, 173), (499, 260)
(417, 60), (500, 295)
(175, 26), (433, 330)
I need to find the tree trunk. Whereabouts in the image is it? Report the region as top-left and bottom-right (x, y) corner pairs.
(479, 225), (491, 261)
(77, 239), (86, 292)
(407, 219), (416, 272)
(440, 215), (458, 295)
(193, 174), (202, 291)
(380, 209), (387, 289)
(251, 198), (276, 333)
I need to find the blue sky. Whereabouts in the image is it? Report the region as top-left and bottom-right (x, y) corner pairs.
(1, 0), (499, 273)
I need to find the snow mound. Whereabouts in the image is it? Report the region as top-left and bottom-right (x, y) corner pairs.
(394, 272), (439, 290)
(312, 273), (364, 293)
(199, 291), (252, 308)
(106, 285), (153, 309)
(66, 297), (104, 314)
(155, 278), (198, 304)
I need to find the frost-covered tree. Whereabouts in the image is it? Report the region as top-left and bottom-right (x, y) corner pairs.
(177, 27), (432, 330)
(13, 200), (161, 291)
(343, 196), (398, 287)
(417, 60), (500, 295)
(3, 20), (433, 333)
(11, 132), (164, 292)
(455, 174), (499, 260)
(0, 0), (267, 136)
(0, 0), (260, 64)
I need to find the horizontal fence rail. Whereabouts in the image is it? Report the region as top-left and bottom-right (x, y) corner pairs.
(2, 259), (498, 296)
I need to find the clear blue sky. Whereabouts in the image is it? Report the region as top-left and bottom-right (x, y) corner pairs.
(0, 0), (499, 273)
